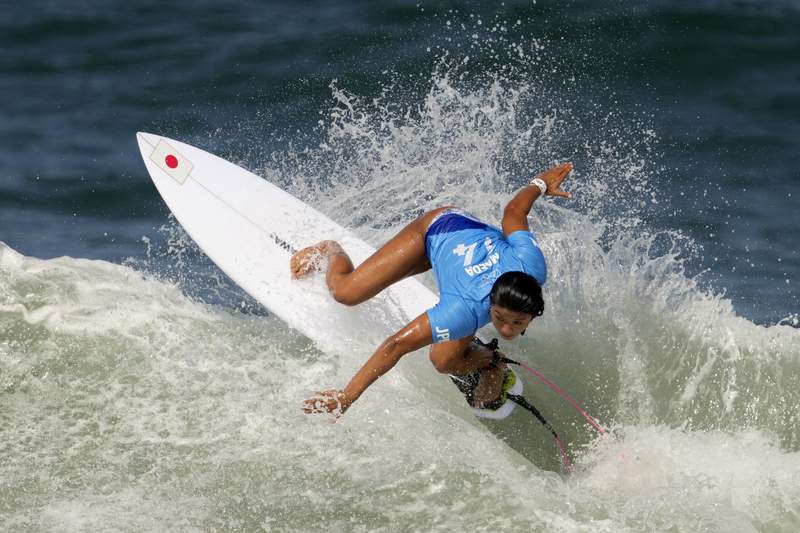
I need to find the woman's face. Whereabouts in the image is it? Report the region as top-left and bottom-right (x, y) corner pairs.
(490, 305), (534, 340)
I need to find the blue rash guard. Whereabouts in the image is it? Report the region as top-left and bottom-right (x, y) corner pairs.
(425, 209), (547, 344)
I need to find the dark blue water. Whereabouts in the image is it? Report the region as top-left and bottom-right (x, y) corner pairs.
(1, 0), (798, 323)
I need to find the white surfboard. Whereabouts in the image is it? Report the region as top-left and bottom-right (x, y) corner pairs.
(135, 132), (520, 418)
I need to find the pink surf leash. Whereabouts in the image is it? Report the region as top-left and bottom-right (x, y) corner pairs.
(505, 358), (605, 435)
(506, 392), (573, 474)
(471, 338), (603, 473)
(554, 435), (573, 474)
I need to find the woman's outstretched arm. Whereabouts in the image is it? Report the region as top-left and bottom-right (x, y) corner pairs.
(303, 312), (433, 416)
(502, 162), (573, 236)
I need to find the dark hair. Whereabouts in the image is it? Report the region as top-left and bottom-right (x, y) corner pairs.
(490, 271), (544, 317)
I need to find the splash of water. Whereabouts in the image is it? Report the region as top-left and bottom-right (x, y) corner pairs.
(4, 240), (799, 531)
(259, 31), (800, 453)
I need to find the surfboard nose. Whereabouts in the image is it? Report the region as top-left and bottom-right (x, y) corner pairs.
(136, 132), (194, 185)
(136, 131), (160, 148)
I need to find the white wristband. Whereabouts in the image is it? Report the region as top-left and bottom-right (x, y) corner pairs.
(531, 177), (547, 196)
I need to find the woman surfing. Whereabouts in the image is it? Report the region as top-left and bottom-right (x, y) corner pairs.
(293, 162), (573, 416)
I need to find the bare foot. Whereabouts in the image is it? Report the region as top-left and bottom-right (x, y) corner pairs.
(289, 244), (326, 279)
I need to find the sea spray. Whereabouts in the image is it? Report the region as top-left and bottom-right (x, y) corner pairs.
(260, 30), (800, 449)
(3, 10), (800, 531)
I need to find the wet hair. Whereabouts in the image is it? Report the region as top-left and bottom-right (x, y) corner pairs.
(489, 271), (544, 317)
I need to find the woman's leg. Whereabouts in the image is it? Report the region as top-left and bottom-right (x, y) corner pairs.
(290, 206), (452, 306)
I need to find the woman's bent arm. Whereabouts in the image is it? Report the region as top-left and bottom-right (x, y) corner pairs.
(502, 162), (573, 236)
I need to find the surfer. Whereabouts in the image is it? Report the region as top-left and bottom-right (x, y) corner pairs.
(294, 162), (573, 416)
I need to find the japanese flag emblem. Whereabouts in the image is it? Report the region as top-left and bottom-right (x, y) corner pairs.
(150, 139), (193, 184)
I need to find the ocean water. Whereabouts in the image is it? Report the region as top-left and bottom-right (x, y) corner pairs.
(2, 1), (800, 531)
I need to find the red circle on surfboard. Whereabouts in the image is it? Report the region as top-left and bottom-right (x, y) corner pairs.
(165, 155), (179, 169)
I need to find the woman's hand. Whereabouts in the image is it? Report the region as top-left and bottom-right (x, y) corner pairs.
(302, 315), (432, 420)
(503, 162), (574, 235)
(303, 389), (352, 417)
(535, 162), (573, 199)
